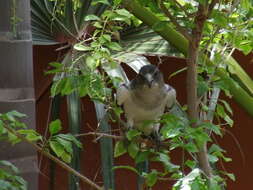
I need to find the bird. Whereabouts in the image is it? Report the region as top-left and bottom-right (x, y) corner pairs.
(116, 64), (176, 141)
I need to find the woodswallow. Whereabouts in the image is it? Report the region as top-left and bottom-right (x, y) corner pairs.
(116, 64), (176, 138)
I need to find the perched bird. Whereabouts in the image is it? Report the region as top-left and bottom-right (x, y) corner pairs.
(116, 64), (176, 139)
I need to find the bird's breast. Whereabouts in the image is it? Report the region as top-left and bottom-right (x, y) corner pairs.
(123, 93), (166, 122)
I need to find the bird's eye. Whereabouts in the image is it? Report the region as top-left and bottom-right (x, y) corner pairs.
(153, 71), (159, 77)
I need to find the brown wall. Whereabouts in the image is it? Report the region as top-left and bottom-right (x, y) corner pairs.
(34, 45), (253, 190)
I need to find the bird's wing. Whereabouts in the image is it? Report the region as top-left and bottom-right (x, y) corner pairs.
(116, 83), (130, 105)
(165, 84), (177, 108)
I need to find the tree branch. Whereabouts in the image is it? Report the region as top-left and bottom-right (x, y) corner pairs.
(4, 124), (104, 190)
(208, 0), (219, 16)
(187, 3), (213, 178)
(76, 132), (123, 140)
(159, 1), (191, 41)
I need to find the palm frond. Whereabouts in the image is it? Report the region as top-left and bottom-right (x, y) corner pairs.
(121, 26), (182, 57)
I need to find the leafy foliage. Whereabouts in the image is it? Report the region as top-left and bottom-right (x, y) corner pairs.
(0, 111), (82, 165)
(29, 0), (253, 189)
(0, 160), (27, 190)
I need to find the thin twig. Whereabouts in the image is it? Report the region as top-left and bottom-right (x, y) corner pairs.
(4, 124), (103, 190)
(76, 132), (124, 140)
(159, 1), (191, 40)
(173, 0), (193, 18)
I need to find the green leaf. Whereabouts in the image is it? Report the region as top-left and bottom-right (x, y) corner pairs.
(153, 153), (179, 172)
(99, 34), (111, 43)
(185, 160), (196, 169)
(113, 106), (123, 118)
(211, 11), (228, 27)
(86, 56), (99, 70)
(0, 179), (13, 189)
(61, 78), (74, 95)
(55, 137), (73, 154)
(0, 120), (4, 134)
(128, 142), (139, 158)
(209, 178), (222, 190)
(224, 115), (234, 127)
(200, 122), (222, 136)
(135, 151), (150, 164)
(49, 62), (63, 68)
(208, 144), (224, 154)
(197, 81), (209, 97)
(51, 79), (65, 96)
(126, 129), (141, 140)
(92, 0), (110, 6)
(145, 170), (158, 187)
(115, 9), (132, 18)
(222, 155), (232, 162)
(161, 127), (181, 139)
(18, 129), (42, 142)
(57, 134), (82, 148)
(49, 140), (65, 157)
(113, 0), (122, 6)
(241, 0), (250, 10)
(74, 44), (93, 51)
(8, 132), (21, 145)
(208, 154), (218, 163)
(106, 42), (122, 51)
(223, 172), (235, 181)
(93, 21), (103, 28)
(61, 152), (72, 163)
(173, 168), (201, 189)
(8, 111), (27, 118)
(49, 119), (62, 135)
(84, 14), (101, 21)
(114, 141), (127, 157)
(220, 100), (233, 115)
(110, 14), (131, 25)
(216, 104), (226, 117)
(0, 160), (19, 174)
(184, 142), (198, 153)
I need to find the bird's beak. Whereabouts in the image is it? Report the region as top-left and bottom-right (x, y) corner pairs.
(145, 74), (153, 88)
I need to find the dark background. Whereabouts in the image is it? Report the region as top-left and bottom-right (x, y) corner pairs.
(34, 45), (253, 190)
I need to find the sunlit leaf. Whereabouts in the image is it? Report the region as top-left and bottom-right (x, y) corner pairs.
(49, 119), (62, 135)
(145, 170), (158, 187)
(128, 142), (139, 158)
(114, 140), (127, 157)
(74, 44), (93, 51)
(84, 14), (101, 21)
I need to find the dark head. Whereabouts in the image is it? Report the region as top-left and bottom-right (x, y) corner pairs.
(132, 65), (164, 89)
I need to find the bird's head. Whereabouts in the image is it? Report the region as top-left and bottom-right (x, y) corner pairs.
(135, 65), (164, 89)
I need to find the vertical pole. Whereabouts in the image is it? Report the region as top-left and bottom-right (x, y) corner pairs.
(0, 0), (38, 189)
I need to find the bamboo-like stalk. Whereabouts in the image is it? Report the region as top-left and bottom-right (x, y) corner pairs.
(49, 95), (61, 190)
(95, 102), (115, 190)
(137, 161), (149, 190)
(67, 91), (82, 190)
